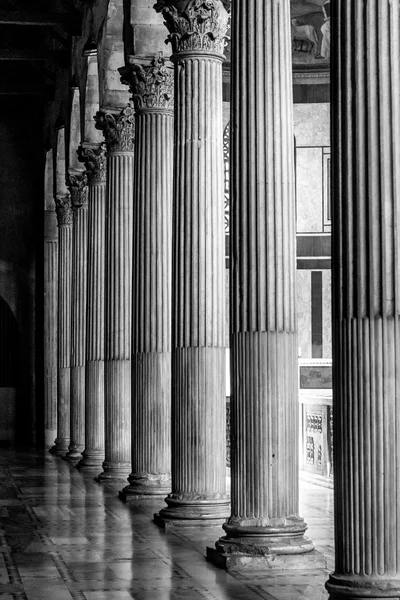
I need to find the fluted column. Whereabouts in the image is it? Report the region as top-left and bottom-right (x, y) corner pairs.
(44, 209), (58, 448)
(119, 54), (173, 501)
(77, 144), (107, 471)
(95, 104), (134, 482)
(208, 0), (323, 570)
(65, 172), (89, 464)
(154, 0), (230, 526)
(326, 3), (400, 598)
(53, 196), (73, 456)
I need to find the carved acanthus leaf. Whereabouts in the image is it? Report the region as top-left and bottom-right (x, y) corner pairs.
(127, 54), (174, 111)
(154, 0), (230, 55)
(66, 172), (89, 208)
(94, 102), (135, 153)
(55, 195), (73, 227)
(77, 143), (107, 184)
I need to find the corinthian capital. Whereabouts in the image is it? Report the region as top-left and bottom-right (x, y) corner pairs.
(94, 102), (135, 153)
(77, 143), (107, 185)
(154, 0), (230, 55)
(124, 54), (174, 112)
(66, 172), (89, 209)
(55, 195), (73, 227)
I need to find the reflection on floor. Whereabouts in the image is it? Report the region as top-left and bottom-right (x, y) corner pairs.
(0, 451), (334, 600)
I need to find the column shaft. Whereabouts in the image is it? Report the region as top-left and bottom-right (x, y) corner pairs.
(44, 210), (58, 448)
(154, 0), (230, 526)
(120, 55), (173, 501)
(78, 144), (107, 471)
(209, 0), (323, 569)
(53, 196), (73, 455)
(327, 2), (400, 598)
(66, 174), (88, 464)
(95, 104), (135, 481)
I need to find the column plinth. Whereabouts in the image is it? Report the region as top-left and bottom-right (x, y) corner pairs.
(326, 2), (400, 598)
(44, 209), (58, 449)
(64, 172), (89, 465)
(77, 144), (107, 472)
(52, 195), (73, 456)
(94, 104), (134, 482)
(153, 0), (230, 526)
(118, 54), (173, 503)
(207, 0), (324, 569)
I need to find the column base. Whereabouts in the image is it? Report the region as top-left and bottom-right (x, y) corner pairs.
(207, 544), (326, 572)
(119, 473), (171, 502)
(78, 451), (105, 472)
(326, 574), (400, 599)
(207, 518), (326, 572)
(154, 496), (230, 528)
(64, 447), (84, 465)
(94, 461), (131, 483)
(50, 438), (70, 456)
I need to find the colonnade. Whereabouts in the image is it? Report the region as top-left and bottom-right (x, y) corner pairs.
(43, 0), (400, 597)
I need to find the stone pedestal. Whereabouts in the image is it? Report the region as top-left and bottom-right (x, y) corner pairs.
(64, 172), (89, 465)
(326, 2), (400, 598)
(52, 196), (73, 456)
(77, 144), (107, 472)
(95, 104), (134, 482)
(44, 209), (58, 449)
(119, 55), (173, 502)
(208, 0), (322, 569)
(153, 0), (230, 526)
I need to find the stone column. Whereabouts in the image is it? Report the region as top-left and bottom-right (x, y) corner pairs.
(65, 172), (89, 464)
(77, 144), (107, 472)
(94, 104), (134, 482)
(53, 195), (73, 456)
(208, 0), (324, 570)
(326, 2), (400, 598)
(44, 208), (58, 448)
(153, 0), (230, 526)
(119, 54), (173, 502)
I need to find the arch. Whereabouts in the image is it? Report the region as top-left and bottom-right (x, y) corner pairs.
(83, 49), (103, 145)
(0, 295), (19, 387)
(97, 0), (130, 111)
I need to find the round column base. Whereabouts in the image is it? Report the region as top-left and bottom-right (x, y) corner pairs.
(64, 446), (84, 464)
(51, 438), (70, 456)
(326, 574), (400, 599)
(78, 451), (105, 472)
(206, 518), (326, 572)
(119, 474), (171, 502)
(94, 461), (131, 483)
(154, 495), (230, 528)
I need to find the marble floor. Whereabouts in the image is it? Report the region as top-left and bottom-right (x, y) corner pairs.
(0, 450), (334, 600)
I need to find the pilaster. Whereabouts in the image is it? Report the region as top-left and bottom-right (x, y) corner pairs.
(119, 54), (173, 502)
(208, 0), (324, 570)
(77, 144), (107, 472)
(52, 195), (73, 456)
(154, 0), (230, 526)
(65, 172), (89, 465)
(326, 2), (400, 598)
(94, 104), (134, 482)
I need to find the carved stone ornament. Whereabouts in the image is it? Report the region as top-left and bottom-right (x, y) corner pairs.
(55, 195), (73, 227)
(77, 144), (107, 185)
(94, 102), (135, 153)
(127, 54), (174, 112)
(154, 0), (230, 55)
(66, 172), (89, 209)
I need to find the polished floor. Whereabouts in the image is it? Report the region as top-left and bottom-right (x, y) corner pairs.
(0, 450), (333, 600)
